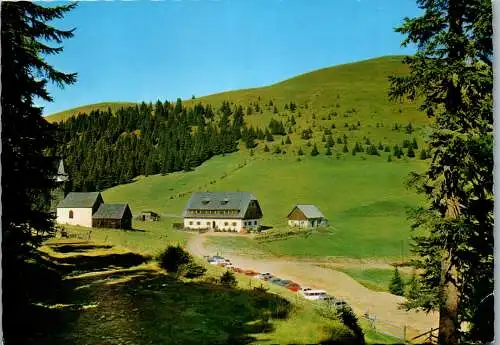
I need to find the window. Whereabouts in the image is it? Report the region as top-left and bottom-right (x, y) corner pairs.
(69, 210), (74, 219)
(254, 221), (257, 225)
(224, 222), (228, 226)
(196, 221), (200, 225)
(206, 222), (211, 226)
(232, 222), (237, 226)
(189, 221), (193, 225)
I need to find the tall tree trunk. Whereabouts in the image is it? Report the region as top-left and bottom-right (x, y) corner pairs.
(438, 249), (459, 345)
(438, 196), (461, 345)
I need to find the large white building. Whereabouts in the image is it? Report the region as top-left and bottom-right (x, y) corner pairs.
(183, 192), (263, 232)
(56, 192), (104, 228)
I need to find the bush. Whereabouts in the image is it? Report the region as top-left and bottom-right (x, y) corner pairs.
(220, 270), (238, 288)
(157, 245), (191, 273)
(330, 305), (366, 345)
(182, 261), (207, 278)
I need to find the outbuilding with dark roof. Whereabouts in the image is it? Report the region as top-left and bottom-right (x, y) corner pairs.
(92, 204), (132, 230)
(287, 204), (328, 228)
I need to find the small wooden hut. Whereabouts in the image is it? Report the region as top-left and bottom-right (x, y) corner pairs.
(137, 210), (160, 221)
(92, 204), (132, 229)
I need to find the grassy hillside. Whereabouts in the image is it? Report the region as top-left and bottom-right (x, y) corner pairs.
(102, 150), (425, 260)
(46, 56), (424, 133)
(52, 55), (429, 260)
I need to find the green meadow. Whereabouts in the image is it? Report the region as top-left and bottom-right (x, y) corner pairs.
(335, 267), (413, 293)
(102, 150), (425, 260)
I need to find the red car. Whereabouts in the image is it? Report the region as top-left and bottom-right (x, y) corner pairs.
(286, 282), (301, 292)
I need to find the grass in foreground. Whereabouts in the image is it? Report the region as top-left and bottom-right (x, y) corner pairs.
(10, 239), (402, 345)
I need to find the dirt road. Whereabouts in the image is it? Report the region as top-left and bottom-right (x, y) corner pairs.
(187, 232), (438, 340)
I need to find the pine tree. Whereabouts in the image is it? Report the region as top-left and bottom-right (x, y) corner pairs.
(419, 148), (428, 160)
(389, 268), (405, 296)
(406, 269), (421, 301)
(310, 144), (319, 156)
(2, 1), (77, 340)
(342, 143), (348, 153)
(263, 144), (270, 152)
(389, 1), (493, 343)
(411, 138), (418, 150)
(407, 146), (415, 158)
(297, 147), (304, 156)
(326, 135), (334, 148)
(325, 146), (332, 156)
(285, 136), (292, 145)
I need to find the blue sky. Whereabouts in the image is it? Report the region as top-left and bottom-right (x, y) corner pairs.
(41, 0), (420, 115)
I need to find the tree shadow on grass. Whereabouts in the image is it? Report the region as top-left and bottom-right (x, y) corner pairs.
(6, 242), (294, 345)
(50, 243), (114, 253)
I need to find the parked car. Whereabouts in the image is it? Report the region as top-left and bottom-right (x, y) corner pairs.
(256, 273), (273, 280)
(321, 296), (347, 309)
(269, 277), (284, 285)
(243, 270), (258, 276)
(301, 289), (328, 300)
(208, 256), (226, 265)
(275, 279), (291, 287)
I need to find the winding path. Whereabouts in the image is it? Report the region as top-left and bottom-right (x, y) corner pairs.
(187, 232), (438, 341)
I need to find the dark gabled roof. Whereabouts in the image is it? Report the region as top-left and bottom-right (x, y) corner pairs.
(57, 192), (102, 208)
(92, 204), (130, 219)
(183, 192), (258, 219)
(288, 204), (326, 219)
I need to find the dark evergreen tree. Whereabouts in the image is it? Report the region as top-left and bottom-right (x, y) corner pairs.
(389, 0), (493, 343)
(325, 146), (332, 156)
(419, 148), (428, 160)
(310, 144), (319, 156)
(389, 268), (405, 296)
(265, 129), (274, 142)
(2, 2), (77, 341)
(407, 146), (415, 158)
(263, 144), (270, 152)
(297, 147), (304, 156)
(285, 136), (292, 145)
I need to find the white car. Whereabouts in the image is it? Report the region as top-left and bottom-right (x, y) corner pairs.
(301, 289), (328, 300)
(208, 256), (226, 265)
(256, 272), (272, 280)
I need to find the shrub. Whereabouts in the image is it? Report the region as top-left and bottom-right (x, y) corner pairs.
(297, 147), (304, 156)
(220, 270), (238, 288)
(263, 144), (270, 152)
(325, 146), (332, 156)
(333, 305), (365, 345)
(285, 136), (292, 144)
(157, 245), (191, 273)
(181, 261), (207, 278)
